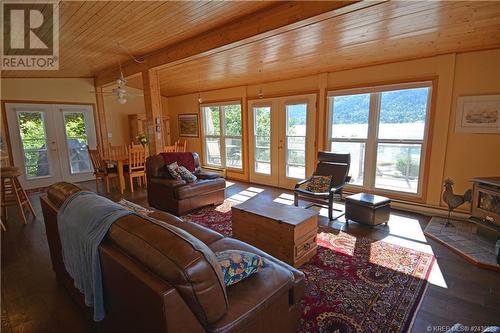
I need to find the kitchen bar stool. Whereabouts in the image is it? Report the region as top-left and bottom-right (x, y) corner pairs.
(1, 166), (36, 225)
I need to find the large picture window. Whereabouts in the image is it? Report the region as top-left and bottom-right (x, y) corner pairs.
(328, 81), (432, 195)
(201, 102), (242, 169)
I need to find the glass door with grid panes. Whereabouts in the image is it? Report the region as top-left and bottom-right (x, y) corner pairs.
(249, 94), (316, 189)
(5, 103), (97, 189)
(55, 104), (97, 182)
(249, 102), (277, 185)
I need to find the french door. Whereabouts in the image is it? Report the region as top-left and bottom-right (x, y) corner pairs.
(248, 94), (316, 189)
(5, 103), (97, 189)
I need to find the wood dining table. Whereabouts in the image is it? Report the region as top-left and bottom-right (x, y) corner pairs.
(104, 155), (129, 194)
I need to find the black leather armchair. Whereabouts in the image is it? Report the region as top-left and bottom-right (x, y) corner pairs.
(294, 152), (351, 220)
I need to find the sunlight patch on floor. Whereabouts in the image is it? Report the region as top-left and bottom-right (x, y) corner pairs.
(379, 235), (432, 254)
(309, 204), (344, 219)
(375, 215), (448, 289)
(367, 238), (448, 288)
(427, 261), (448, 288)
(386, 214), (428, 243)
(246, 187), (264, 193)
(239, 190), (260, 198)
(226, 197), (243, 204)
(227, 194), (249, 203)
(227, 187), (262, 204)
(380, 215), (430, 254)
(225, 181), (235, 188)
(273, 193), (295, 205)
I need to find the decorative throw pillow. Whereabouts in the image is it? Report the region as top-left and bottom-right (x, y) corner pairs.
(177, 166), (197, 183)
(306, 175), (332, 193)
(166, 162), (182, 180)
(216, 250), (265, 286)
(117, 199), (154, 215)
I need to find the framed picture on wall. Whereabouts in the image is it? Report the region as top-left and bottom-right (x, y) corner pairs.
(455, 95), (500, 134)
(178, 113), (199, 137)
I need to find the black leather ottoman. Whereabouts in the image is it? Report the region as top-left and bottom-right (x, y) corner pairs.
(345, 193), (391, 226)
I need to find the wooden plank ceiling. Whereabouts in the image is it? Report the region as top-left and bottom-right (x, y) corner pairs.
(3, 1), (500, 98)
(149, 0), (500, 96)
(1, 1), (278, 78)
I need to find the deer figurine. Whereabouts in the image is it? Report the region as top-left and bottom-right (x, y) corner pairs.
(442, 178), (472, 227)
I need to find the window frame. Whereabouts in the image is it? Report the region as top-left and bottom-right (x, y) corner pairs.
(327, 80), (433, 198)
(200, 100), (243, 170)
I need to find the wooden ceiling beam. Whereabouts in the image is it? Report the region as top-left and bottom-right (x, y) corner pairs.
(94, 1), (366, 87)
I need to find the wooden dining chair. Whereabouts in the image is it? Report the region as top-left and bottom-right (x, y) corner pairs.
(175, 140), (187, 152)
(127, 145), (147, 193)
(164, 145), (176, 152)
(109, 144), (128, 159)
(88, 146), (118, 193)
(131, 142), (150, 157)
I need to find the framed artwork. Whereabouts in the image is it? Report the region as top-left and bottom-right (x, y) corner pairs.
(455, 95), (500, 134)
(178, 113), (199, 137)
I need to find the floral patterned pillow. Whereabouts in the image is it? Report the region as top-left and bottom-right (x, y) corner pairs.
(306, 175), (332, 193)
(216, 250), (265, 286)
(177, 165), (197, 183)
(166, 162), (182, 180)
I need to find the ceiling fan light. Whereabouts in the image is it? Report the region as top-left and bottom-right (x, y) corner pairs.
(117, 96), (127, 104)
(117, 78), (127, 87)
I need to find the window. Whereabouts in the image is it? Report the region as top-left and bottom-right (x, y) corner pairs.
(328, 82), (432, 195)
(201, 102), (242, 169)
(63, 112), (92, 174)
(329, 93), (370, 185)
(17, 111), (51, 178)
(253, 106), (271, 174)
(285, 103), (307, 179)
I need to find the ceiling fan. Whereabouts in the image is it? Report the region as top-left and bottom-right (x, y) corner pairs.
(91, 43), (144, 104)
(91, 69), (143, 104)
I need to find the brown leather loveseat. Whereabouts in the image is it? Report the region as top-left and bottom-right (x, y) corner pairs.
(146, 152), (225, 216)
(41, 182), (305, 333)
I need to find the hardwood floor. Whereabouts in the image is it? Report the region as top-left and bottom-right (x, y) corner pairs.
(1, 180), (499, 332)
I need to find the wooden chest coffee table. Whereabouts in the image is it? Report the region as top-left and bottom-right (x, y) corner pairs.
(232, 199), (318, 267)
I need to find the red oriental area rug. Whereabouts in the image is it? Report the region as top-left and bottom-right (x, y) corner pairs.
(183, 201), (434, 333)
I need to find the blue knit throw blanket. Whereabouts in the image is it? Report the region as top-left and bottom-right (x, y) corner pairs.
(57, 191), (132, 321)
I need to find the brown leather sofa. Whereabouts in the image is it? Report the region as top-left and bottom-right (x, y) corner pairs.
(40, 182), (305, 333)
(146, 152), (225, 216)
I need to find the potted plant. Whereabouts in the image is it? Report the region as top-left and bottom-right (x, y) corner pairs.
(136, 133), (148, 147)
(136, 133), (150, 155)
